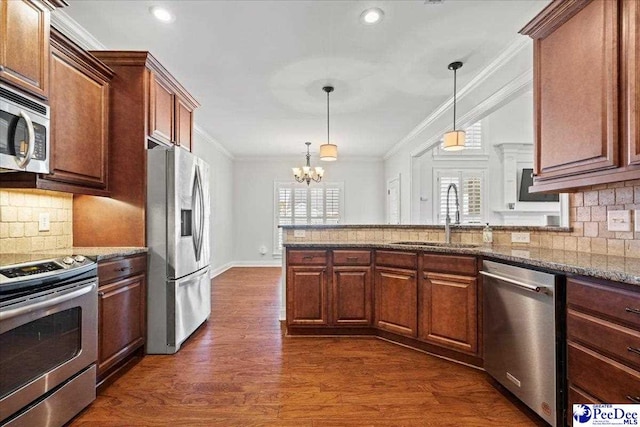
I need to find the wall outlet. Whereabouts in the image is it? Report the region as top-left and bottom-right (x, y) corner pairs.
(38, 212), (50, 232)
(259, 245), (267, 255)
(607, 210), (631, 232)
(293, 230), (306, 238)
(511, 232), (530, 243)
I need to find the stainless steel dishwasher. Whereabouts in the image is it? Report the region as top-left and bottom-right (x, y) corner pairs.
(481, 260), (565, 427)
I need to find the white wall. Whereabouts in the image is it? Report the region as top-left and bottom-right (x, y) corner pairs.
(192, 128), (235, 275)
(233, 157), (385, 263)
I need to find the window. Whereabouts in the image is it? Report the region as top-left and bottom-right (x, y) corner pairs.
(434, 169), (485, 224)
(274, 182), (344, 255)
(434, 121), (485, 157)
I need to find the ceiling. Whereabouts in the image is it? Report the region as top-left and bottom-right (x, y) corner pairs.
(63, 0), (546, 159)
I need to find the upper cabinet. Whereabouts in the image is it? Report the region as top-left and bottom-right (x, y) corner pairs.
(0, 26), (113, 195)
(0, 0), (65, 100)
(92, 51), (199, 152)
(521, 0), (640, 192)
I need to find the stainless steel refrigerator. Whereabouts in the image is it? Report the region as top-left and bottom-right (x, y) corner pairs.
(146, 145), (211, 354)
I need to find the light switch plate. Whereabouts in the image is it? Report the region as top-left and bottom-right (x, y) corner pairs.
(607, 210), (631, 232)
(293, 230), (306, 238)
(511, 232), (530, 243)
(38, 212), (50, 232)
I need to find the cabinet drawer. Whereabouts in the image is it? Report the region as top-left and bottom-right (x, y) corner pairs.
(568, 309), (640, 370)
(333, 250), (371, 266)
(422, 254), (476, 276)
(568, 342), (640, 404)
(288, 250), (328, 265)
(568, 277), (640, 329)
(98, 254), (147, 284)
(375, 250), (417, 269)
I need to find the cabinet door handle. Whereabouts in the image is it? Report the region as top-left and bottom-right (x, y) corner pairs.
(116, 266), (131, 272)
(627, 395), (640, 404)
(346, 257), (359, 261)
(302, 256), (314, 260)
(628, 347), (640, 357)
(98, 291), (105, 297)
(626, 307), (640, 315)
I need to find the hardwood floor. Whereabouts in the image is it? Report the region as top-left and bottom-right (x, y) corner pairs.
(70, 267), (544, 426)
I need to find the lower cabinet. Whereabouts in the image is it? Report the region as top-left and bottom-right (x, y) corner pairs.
(566, 276), (640, 425)
(286, 265), (328, 326)
(97, 253), (147, 386)
(374, 267), (417, 337)
(332, 266), (372, 326)
(419, 272), (477, 354)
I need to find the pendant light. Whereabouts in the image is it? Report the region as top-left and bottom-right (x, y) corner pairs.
(292, 142), (324, 185)
(319, 86), (338, 161)
(443, 61), (465, 151)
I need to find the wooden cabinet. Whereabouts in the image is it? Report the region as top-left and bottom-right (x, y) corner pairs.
(566, 276), (640, 420)
(332, 250), (372, 326)
(148, 70), (196, 150)
(0, 29), (113, 195)
(73, 51), (198, 247)
(521, 0), (640, 192)
(286, 250), (329, 326)
(375, 266), (417, 337)
(0, 0), (51, 99)
(419, 254), (478, 355)
(97, 253), (147, 386)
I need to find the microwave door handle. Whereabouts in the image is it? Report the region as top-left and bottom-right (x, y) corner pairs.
(15, 110), (35, 169)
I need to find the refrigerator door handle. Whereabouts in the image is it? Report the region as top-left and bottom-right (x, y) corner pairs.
(191, 165), (205, 262)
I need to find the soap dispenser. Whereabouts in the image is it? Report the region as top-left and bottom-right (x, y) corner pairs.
(483, 223), (493, 246)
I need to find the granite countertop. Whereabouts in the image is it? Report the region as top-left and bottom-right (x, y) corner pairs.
(283, 241), (640, 286)
(279, 224), (571, 232)
(0, 247), (148, 266)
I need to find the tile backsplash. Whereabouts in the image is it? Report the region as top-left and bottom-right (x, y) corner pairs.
(569, 179), (640, 258)
(0, 189), (73, 254)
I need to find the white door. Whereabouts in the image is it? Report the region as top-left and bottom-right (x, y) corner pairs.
(387, 176), (400, 224)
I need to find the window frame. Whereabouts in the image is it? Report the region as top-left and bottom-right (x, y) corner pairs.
(432, 169), (487, 225)
(273, 181), (345, 257)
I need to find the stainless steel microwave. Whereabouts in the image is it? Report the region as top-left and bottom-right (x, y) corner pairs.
(0, 84), (50, 173)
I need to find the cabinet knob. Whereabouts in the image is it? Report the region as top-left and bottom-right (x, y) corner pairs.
(625, 307), (640, 315)
(98, 291), (105, 297)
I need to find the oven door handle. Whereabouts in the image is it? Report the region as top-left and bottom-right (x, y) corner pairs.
(0, 282), (96, 321)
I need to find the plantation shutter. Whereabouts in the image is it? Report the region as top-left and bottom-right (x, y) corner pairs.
(436, 171), (484, 224)
(274, 182), (344, 254)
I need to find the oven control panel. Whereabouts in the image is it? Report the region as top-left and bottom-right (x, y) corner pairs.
(0, 261), (62, 279)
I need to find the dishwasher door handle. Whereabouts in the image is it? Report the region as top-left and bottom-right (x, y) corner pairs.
(480, 270), (543, 294)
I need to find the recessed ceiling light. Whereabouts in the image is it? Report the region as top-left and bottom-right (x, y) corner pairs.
(149, 6), (175, 23)
(360, 7), (384, 25)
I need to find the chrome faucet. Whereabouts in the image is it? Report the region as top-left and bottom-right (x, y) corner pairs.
(445, 183), (460, 244)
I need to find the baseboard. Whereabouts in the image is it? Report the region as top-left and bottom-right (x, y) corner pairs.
(210, 262), (234, 279)
(231, 260), (282, 267)
(210, 260), (282, 278)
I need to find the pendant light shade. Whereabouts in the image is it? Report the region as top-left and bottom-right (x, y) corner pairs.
(443, 61), (465, 151)
(319, 86), (337, 161)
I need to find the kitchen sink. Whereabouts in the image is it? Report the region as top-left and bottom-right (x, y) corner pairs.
(391, 241), (479, 249)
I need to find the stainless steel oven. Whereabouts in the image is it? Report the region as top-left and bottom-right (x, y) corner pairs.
(0, 84), (50, 173)
(0, 255), (98, 427)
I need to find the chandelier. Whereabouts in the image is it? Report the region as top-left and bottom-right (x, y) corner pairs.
(292, 142), (324, 185)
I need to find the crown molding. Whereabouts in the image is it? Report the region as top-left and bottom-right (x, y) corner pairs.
(234, 155), (383, 163)
(50, 10), (106, 50)
(194, 125), (235, 160)
(410, 68), (533, 158)
(384, 36), (531, 160)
